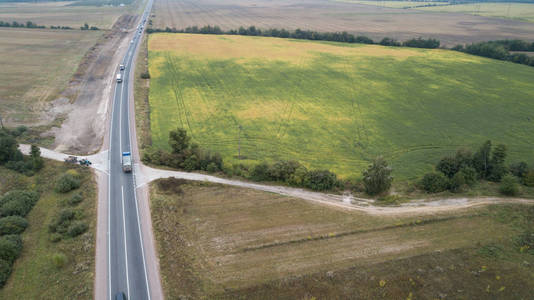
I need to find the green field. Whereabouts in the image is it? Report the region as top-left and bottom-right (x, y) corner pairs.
(147, 34), (534, 180)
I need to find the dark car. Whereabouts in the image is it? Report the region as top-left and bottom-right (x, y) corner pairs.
(115, 292), (127, 300)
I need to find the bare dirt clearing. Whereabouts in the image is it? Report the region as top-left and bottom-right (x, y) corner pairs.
(151, 0), (534, 46)
(49, 14), (139, 154)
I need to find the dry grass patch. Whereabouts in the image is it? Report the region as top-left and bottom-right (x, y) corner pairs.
(149, 33), (425, 63)
(151, 180), (518, 298)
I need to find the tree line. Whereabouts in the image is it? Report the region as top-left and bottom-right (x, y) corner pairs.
(0, 20), (98, 30)
(420, 141), (534, 195)
(453, 40), (534, 67)
(147, 25), (534, 67)
(146, 25), (441, 49)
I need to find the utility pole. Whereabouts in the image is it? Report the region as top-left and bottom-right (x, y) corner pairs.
(0, 114), (3, 129)
(238, 125), (242, 160)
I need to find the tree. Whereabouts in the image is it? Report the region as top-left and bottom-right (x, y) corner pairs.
(362, 157), (393, 195)
(472, 140), (492, 178)
(30, 145), (43, 171)
(0, 131), (19, 164)
(168, 128), (190, 154)
(436, 156), (459, 178)
(488, 144), (507, 182)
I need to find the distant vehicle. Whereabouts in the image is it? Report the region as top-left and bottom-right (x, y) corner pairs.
(119, 64), (125, 70)
(116, 73), (122, 83)
(115, 292), (127, 300)
(64, 155), (77, 164)
(122, 152), (132, 172)
(130, 40), (134, 44)
(79, 158), (92, 166)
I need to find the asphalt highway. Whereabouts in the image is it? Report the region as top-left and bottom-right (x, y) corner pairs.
(108, 1), (153, 299)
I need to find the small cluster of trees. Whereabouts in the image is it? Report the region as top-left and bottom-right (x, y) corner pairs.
(420, 141), (533, 195)
(50, 25), (73, 30)
(249, 161), (339, 191)
(0, 190), (40, 286)
(143, 128), (223, 172)
(453, 40), (534, 67)
(80, 23), (99, 30)
(0, 20), (45, 29)
(0, 129), (43, 176)
(146, 25), (442, 49)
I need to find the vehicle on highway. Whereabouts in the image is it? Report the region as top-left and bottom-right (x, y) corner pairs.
(116, 73), (122, 83)
(119, 64), (125, 70)
(115, 292), (127, 300)
(122, 152), (132, 172)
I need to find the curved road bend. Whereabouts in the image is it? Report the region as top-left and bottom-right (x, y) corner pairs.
(108, 1), (153, 299)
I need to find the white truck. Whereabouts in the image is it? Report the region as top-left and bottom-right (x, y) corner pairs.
(116, 73), (122, 83)
(122, 152), (132, 172)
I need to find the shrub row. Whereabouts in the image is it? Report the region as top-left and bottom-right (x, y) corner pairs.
(146, 25), (441, 49)
(0, 189), (40, 287)
(0, 20), (45, 29)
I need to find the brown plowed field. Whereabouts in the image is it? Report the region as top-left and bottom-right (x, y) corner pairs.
(151, 0), (534, 46)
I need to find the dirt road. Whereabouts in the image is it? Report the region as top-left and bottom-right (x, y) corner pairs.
(21, 144), (533, 217)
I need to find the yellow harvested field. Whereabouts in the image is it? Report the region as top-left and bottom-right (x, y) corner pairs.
(149, 34), (428, 63)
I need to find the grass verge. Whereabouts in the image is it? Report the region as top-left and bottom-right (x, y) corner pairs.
(0, 160), (96, 299)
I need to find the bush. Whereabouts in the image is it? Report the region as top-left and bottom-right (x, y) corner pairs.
(525, 170), (534, 187)
(420, 172), (448, 193)
(68, 193), (84, 206)
(500, 174), (519, 196)
(48, 208), (76, 234)
(0, 216), (28, 235)
(362, 157), (393, 195)
(459, 166), (477, 186)
(510, 162), (529, 179)
(268, 160), (300, 182)
(0, 258), (11, 287)
(0, 190), (39, 217)
(66, 221), (88, 238)
(448, 172), (465, 193)
(206, 162), (219, 173)
(251, 162), (270, 181)
(51, 252), (67, 269)
(55, 173), (81, 193)
(304, 169), (337, 191)
(0, 235), (22, 263)
(140, 72), (150, 79)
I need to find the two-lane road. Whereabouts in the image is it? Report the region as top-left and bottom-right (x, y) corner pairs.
(108, 1), (153, 299)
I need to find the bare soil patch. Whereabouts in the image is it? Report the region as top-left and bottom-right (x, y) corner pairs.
(49, 14), (139, 154)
